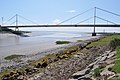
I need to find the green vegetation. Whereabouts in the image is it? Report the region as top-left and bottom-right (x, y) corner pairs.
(87, 34), (120, 47)
(77, 40), (82, 42)
(56, 41), (71, 44)
(112, 60), (120, 73)
(109, 39), (120, 49)
(93, 64), (105, 78)
(0, 27), (31, 35)
(109, 79), (120, 80)
(110, 42), (120, 80)
(111, 46), (120, 74)
(93, 67), (102, 77)
(116, 47), (120, 58)
(4, 54), (25, 60)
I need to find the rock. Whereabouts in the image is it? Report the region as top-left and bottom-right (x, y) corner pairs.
(72, 68), (91, 79)
(78, 77), (92, 80)
(69, 79), (78, 80)
(101, 70), (115, 76)
(78, 74), (92, 80)
(87, 62), (95, 69)
(105, 50), (111, 54)
(107, 51), (116, 59)
(91, 65), (99, 71)
(100, 64), (115, 76)
(108, 74), (120, 79)
(74, 55), (81, 58)
(100, 56), (107, 61)
(17, 75), (24, 80)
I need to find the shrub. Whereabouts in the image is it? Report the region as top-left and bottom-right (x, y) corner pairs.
(109, 39), (120, 49)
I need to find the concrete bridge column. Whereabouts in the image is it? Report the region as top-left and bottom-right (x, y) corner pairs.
(92, 7), (97, 36)
(15, 27), (19, 31)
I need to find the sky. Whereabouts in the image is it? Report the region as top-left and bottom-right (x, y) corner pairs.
(0, 0), (120, 25)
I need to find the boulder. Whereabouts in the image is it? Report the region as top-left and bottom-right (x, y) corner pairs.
(107, 51), (116, 59)
(100, 64), (115, 76)
(72, 68), (91, 79)
(78, 74), (92, 80)
(100, 56), (107, 62)
(87, 62), (95, 69)
(69, 79), (78, 80)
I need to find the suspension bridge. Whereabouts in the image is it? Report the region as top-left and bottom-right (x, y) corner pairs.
(1, 7), (120, 36)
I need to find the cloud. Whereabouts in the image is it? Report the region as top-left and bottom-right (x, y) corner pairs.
(52, 19), (61, 24)
(67, 10), (76, 13)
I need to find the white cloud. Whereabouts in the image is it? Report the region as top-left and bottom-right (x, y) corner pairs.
(67, 10), (76, 13)
(52, 19), (61, 24)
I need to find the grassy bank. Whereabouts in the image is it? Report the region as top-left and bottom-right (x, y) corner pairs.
(87, 34), (120, 47)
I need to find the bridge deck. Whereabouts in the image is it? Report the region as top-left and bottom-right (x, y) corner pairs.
(1, 24), (120, 28)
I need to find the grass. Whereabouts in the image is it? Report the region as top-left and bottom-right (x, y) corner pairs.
(56, 41), (71, 44)
(116, 47), (120, 58)
(93, 67), (102, 77)
(112, 48), (120, 73)
(110, 46), (120, 80)
(112, 60), (120, 73)
(77, 40), (82, 42)
(87, 34), (120, 47)
(93, 65), (105, 78)
(111, 47), (120, 74)
(4, 54), (25, 60)
(0, 70), (10, 78)
(109, 78), (120, 80)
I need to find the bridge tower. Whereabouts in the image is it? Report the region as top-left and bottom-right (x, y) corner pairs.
(15, 14), (19, 31)
(92, 7), (97, 36)
(0, 17), (4, 31)
(2, 17), (4, 25)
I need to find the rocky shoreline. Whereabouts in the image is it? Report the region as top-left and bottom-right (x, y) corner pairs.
(2, 35), (120, 80)
(70, 50), (117, 80)
(29, 43), (109, 80)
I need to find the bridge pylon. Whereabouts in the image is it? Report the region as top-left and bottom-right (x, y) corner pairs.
(15, 14), (19, 31)
(92, 7), (96, 36)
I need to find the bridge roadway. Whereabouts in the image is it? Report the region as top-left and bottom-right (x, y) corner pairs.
(1, 24), (120, 28)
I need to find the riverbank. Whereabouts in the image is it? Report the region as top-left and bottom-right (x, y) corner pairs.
(0, 34), (103, 79)
(26, 34), (120, 80)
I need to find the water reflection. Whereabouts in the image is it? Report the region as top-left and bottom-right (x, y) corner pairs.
(14, 36), (20, 45)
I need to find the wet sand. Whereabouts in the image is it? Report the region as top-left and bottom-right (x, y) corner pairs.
(0, 33), (99, 59)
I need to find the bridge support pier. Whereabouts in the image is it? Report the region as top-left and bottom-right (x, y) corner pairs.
(15, 27), (19, 31)
(92, 32), (96, 36)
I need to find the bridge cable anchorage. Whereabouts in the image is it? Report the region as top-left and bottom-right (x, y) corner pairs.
(4, 15), (16, 25)
(96, 7), (120, 17)
(76, 17), (94, 25)
(18, 14), (38, 25)
(58, 8), (94, 25)
(96, 16), (117, 25)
